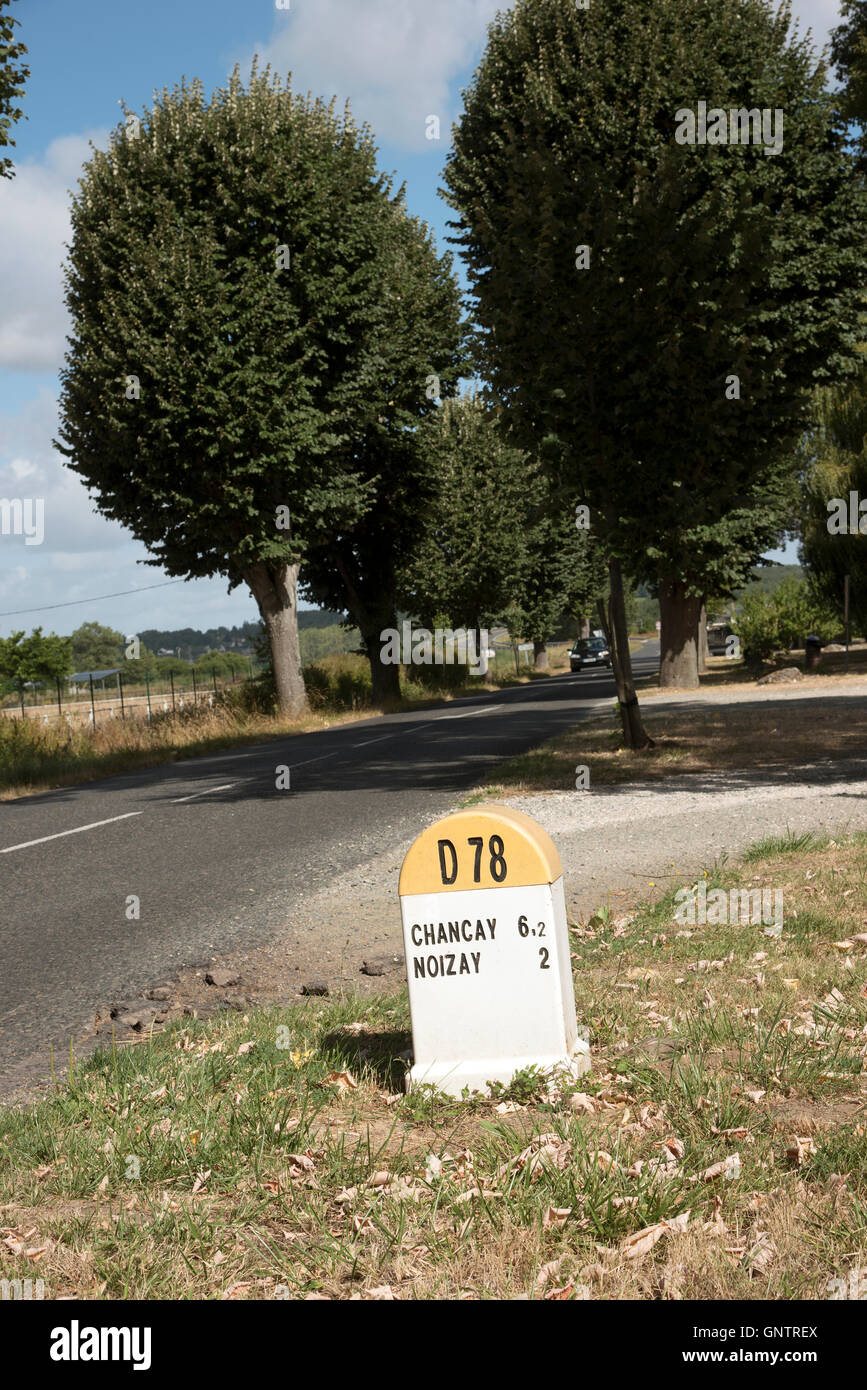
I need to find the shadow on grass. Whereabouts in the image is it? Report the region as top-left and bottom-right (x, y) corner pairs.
(321, 1028), (412, 1091)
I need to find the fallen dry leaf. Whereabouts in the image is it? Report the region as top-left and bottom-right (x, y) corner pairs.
(191, 1169), (211, 1196)
(542, 1205), (572, 1230)
(786, 1136), (817, 1167)
(323, 1071), (357, 1092)
(536, 1255), (566, 1288)
(621, 1211), (691, 1261)
(702, 1153), (742, 1182)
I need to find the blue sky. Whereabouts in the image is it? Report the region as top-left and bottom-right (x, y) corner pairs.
(0, 0), (840, 639)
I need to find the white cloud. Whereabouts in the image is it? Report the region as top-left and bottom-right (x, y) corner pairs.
(792, 0), (843, 56)
(0, 130), (109, 372)
(252, 0), (502, 150)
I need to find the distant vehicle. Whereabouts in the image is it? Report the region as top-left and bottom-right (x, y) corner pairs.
(570, 637), (611, 670)
(706, 623), (734, 656)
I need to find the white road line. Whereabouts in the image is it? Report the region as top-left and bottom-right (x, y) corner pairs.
(440, 703), (503, 719)
(289, 750), (342, 770)
(352, 734), (393, 747)
(1, 811), (143, 855)
(172, 783), (236, 803)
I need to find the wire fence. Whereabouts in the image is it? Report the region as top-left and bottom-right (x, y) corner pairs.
(0, 665), (262, 727)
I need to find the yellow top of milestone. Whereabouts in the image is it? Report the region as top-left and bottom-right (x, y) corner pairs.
(399, 804), (563, 895)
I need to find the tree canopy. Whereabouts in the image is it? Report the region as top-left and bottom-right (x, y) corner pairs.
(445, 0), (867, 703)
(56, 65), (461, 713)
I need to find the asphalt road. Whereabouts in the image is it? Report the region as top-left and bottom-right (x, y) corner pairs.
(0, 650), (658, 1094)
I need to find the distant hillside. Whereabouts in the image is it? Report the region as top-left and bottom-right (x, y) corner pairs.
(736, 563), (804, 598)
(140, 611), (350, 661)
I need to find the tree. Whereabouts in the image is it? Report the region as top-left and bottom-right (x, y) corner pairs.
(445, 0), (867, 721)
(299, 212), (465, 703)
(832, 1), (867, 168)
(799, 366), (867, 636)
(69, 622), (125, 672)
(0, 628), (71, 683)
(398, 396), (530, 654)
(55, 66), (452, 715)
(733, 575), (837, 665)
(506, 494), (605, 670)
(0, 0), (28, 180)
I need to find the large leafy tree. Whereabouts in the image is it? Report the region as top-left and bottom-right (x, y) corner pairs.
(506, 497), (605, 670)
(300, 218), (465, 703)
(69, 621), (125, 671)
(56, 66), (456, 714)
(398, 396), (529, 646)
(445, 0), (867, 728)
(0, 0), (28, 180)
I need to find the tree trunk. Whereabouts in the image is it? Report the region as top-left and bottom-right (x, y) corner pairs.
(599, 558), (654, 750)
(579, 616), (591, 640)
(244, 560), (308, 716)
(697, 597), (709, 675)
(533, 639), (549, 671)
(330, 551), (402, 706)
(659, 579), (703, 688)
(368, 638), (402, 705)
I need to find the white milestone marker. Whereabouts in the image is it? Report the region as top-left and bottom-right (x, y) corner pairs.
(398, 804), (589, 1097)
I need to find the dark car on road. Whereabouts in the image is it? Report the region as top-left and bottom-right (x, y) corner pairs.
(706, 623), (735, 656)
(570, 637), (611, 670)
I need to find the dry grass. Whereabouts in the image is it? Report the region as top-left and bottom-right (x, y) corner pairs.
(2, 830), (865, 1300)
(466, 686), (867, 793)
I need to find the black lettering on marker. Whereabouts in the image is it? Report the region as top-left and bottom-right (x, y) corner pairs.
(462, 920), (473, 942)
(446, 954), (456, 975)
(423, 924), (435, 945)
(448, 921), (460, 942)
(411, 925), (422, 946)
(459, 955), (470, 974)
(487, 918), (496, 940)
(471, 951), (481, 973)
(414, 958), (425, 978)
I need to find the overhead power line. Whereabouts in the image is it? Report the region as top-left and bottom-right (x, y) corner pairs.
(0, 578), (186, 618)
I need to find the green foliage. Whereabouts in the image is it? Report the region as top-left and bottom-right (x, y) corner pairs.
(399, 395), (530, 631)
(0, 628), (72, 684)
(799, 365), (867, 636)
(55, 65), (463, 709)
(445, 0), (867, 602)
(299, 623), (361, 665)
(733, 577), (838, 662)
(303, 653), (373, 711)
(831, 1), (867, 168)
(0, 0), (28, 180)
(509, 494), (606, 646)
(69, 622), (125, 672)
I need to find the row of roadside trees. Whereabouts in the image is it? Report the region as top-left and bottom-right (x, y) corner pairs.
(6, 1), (867, 744)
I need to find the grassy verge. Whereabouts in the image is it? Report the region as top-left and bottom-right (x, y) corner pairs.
(2, 830), (865, 1300)
(462, 685), (867, 795)
(0, 648), (572, 802)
